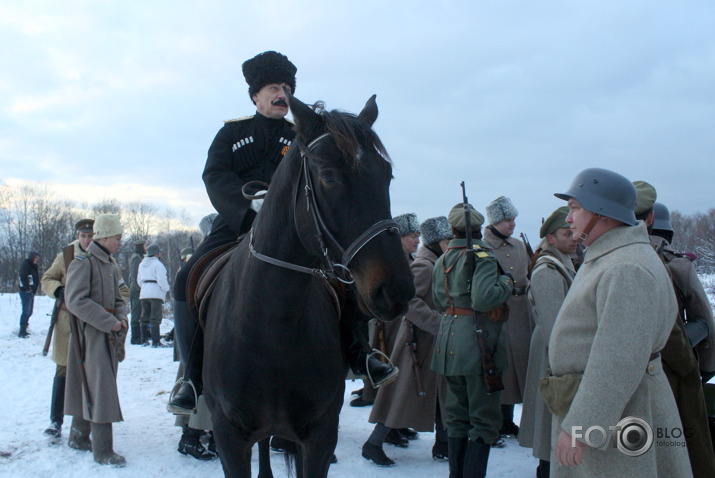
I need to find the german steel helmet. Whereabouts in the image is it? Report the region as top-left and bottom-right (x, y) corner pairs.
(652, 202), (674, 232)
(554, 168), (637, 226)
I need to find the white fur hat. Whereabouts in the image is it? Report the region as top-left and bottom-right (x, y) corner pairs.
(485, 196), (518, 224)
(393, 213), (420, 236)
(93, 214), (124, 239)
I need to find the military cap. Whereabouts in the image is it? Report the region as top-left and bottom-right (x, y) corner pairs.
(539, 206), (570, 238)
(486, 196), (518, 225)
(242, 51), (297, 100)
(133, 239), (147, 246)
(93, 214), (123, 239)
(393, 213), (420, 236)
(146, 244), (161, 257)
(74, 218), (94, 233)
(448, 203), (485, 232)
(632, 180), (657, 215)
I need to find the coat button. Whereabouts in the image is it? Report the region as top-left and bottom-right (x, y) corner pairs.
(510, 266), (514, 270)
(647, 364), (655, 373)
(449, 351), (455, 356)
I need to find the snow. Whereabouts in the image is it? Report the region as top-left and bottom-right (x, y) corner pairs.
(0, 294), (537, 477)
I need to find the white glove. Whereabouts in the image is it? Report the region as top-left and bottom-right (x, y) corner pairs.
(250, 190), (267, 213)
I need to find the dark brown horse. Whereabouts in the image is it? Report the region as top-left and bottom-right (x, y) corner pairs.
(202, 92), (415, 477)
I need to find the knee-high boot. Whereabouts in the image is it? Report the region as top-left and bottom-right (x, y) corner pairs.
(91, 422), (125, 466)
(448, 437), (468, 478)
(167, 300), (202, 413)
(463, 438), (490, 478)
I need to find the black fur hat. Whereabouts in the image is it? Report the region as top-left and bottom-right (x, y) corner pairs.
(242, 51), (297, 100)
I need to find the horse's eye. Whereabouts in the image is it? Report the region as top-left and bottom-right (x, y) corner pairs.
(320, 171), (337, 184)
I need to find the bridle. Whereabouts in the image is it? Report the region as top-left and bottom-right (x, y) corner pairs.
(249, 132), (399, 284)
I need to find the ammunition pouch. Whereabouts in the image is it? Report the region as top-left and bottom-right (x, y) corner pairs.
(538, 372), (582, 418)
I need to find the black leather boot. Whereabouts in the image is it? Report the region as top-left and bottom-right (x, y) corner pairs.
(178, 426), (215, 460)
(44, 376), (66, 438)
(167, 300), (203, 414)
(151, 325), (169, 347)
(536, 459), (550, 478)
(140, 325), (151, 346)
(361, 442), (395, 467)
(448, 437), (468, 478)
(463, 438), (490, 478)
(130, 325), (141, 345)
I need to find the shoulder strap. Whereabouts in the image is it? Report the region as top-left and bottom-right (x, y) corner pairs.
(532, 254), (573, 284)
(62, 244), (75, 271)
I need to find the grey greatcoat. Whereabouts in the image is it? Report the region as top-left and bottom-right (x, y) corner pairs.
(483, 227), (532, 404)
(548, 222), (692, 478)
(369, 246), (447, 431)
(518, 244), (575, 461)
(64, 241), (129, 424)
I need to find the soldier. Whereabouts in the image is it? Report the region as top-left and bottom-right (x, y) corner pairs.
(64, 214), (129, 466)
(137, 244), (171, 347)
(362, 216), (452, 466)
(431, 203), (513, 478)
(18, 251), (40, 337)
(40, 219), (95, 439)
(482, 196), (531, 439)
(518, 207), (577, 478)
(632, 181), (715, 478)
(128, 240), (146, 344)
(548, 168), (691, 477)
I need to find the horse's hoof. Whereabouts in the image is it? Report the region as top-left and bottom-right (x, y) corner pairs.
(361, 442), (395, 467)
(384, 429), (409, 448)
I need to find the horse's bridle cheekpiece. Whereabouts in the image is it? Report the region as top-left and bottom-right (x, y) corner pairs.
(249, 132), (398, 284)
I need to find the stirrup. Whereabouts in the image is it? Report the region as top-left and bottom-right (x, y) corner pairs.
(166, 378), (198, 415)
(366, 349), (399, 389)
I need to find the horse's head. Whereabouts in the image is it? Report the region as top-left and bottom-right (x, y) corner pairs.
(282, 91), (415, 320)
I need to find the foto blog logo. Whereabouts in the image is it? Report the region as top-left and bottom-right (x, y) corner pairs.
(572, 416), (654, 457)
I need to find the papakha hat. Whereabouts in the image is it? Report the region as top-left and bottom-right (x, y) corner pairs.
(486, 196), (518, 225)
(74, 218), (94, 233)
(448, 203), (485, 232)
(539, 206), (570, 238)
(420, 216), (452, 245)
(242, 51), (297, 100)
(93, 214), (123, 240)
(393, 213), (420, 236)
(632, 180), (657, 216)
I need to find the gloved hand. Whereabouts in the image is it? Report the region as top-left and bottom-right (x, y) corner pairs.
(250, 190), (268, 213)
(55, 286), (65, 300)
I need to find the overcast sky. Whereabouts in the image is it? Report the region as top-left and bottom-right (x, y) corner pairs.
(2, 1), (713, 240)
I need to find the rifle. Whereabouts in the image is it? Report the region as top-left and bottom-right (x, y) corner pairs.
(461, 182), (504, 394)
(42, 296), (63, 356)
(405, 322), (426, 396)
(520, 232), (534, 259)
(69, 312), (93, 420)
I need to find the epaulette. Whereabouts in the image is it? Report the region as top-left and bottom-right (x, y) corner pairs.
(224, 115), (254, 124)
(473, 246), (491, 259)
(74, 254), (89, 261)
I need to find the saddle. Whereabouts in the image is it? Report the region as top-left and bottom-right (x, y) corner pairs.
(187, 237), (244, 328)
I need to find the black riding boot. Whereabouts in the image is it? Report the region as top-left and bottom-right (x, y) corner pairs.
(151, 325), (168, 347)
(140, 325), (151, 346)
(130, 325), (141, 345)
(44, 376), (66, 437)
(167, 300), (203, 414)
(463, 438), (490, 478)
(178, 426), (214, 460)
(448, 437), (468, 478)
(343, 315), (398, 388)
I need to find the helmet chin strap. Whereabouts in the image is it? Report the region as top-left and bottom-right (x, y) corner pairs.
(577, 214), (602, 244)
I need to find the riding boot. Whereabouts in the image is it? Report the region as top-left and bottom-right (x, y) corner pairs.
(44, 376), (66, 437)
(130, 325), (141, 345)
(178, 426), (214, 460)
(18, 324), (29, 338)
(140, 325), (151, 346)
(463, 438), (490, 478)
(151, 325), (168, 347)
(447, 437), (468, 478)
(167, 300), (203, 414)
(91, 422), (126, 466)
(68, 416), (92, 451)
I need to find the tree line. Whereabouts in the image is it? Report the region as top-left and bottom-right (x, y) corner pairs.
(0, 183), (204, 294)
(2, 183), (714, 294)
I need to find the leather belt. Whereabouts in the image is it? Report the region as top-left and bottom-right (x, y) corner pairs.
(445, 306), (472, 316)
(143, 280), (158, 284)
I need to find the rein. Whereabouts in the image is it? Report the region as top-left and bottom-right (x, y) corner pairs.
(249, 132), (398, 284)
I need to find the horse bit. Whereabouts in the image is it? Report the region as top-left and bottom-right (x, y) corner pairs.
(248, 132), (399, 284)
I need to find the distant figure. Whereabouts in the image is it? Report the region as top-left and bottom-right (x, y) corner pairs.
(137, 244), (171, 347)
(18, 251), (40, 338)
(129, 240), (147, 344)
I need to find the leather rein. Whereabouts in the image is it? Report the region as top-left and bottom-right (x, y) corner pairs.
(249, 132), (399, 284)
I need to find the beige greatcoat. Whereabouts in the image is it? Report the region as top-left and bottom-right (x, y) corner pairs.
(42, 241), (129, 368)
(369, 246), (447, 431)
(518, 243), (575, 461)
(483, 227), (532, 404)
(64, 241), (129, 423)
(549, 222), (692, 478)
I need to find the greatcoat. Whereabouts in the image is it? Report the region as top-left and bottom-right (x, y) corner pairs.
(483, 227), (532, 404)
(41, 241), (128, 368)
(369, 246), (447, 431)
(64, 241), (129, 423)
(548, 222), (692, 478)
(518, 243), (575, 461)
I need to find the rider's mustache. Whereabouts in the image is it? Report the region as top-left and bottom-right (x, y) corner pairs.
(271, 99), (288, 107)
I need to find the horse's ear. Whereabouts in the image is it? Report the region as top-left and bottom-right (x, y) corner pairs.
(285, 86), (322, 140)
(358, 94), (378, 127)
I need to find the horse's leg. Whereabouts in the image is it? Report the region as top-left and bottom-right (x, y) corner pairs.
(257, 438), (274, 478)
(212, 419), (252, 478)
(300, 422), (339, 478)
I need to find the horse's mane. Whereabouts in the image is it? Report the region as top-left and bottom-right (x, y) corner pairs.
(312, 102), (392, 172)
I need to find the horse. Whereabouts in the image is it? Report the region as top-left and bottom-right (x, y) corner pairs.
(201, 91), (415, 477)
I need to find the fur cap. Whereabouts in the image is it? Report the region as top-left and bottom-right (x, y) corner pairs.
(420, 216), (452, 245)
(486, 196), (518, 224)
(94, 214), (123, 239)
(242, 51), (297, 99)
(393, 213), (420, 236)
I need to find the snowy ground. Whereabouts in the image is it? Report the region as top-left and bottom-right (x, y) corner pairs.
(0, 293), (537, 477)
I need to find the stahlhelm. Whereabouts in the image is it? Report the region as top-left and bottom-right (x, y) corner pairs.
(652, 202), (673, 232)
(555, 168), (637, 226)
